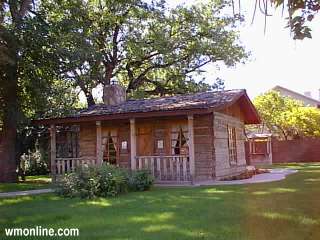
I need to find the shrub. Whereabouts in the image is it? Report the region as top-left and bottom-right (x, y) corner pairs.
(97, 165), (128, 197)
(56, 172), (79, 198)
(56, 165), (99, 198)
(76, 165), (100, 199)
(128, 169), (154, 191)
(20, 150), (49, 176)
(56, 164), (154, 199)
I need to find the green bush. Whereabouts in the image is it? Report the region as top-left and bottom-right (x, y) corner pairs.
(76, 165), (99, 199)
(20, 151), (49, 176)
(56, 166), (98, 198)
(56, 172), (79, 198)
(56, 164), (154, 199)
(128, 169), (154, 191)
(97, 165), (128, 197)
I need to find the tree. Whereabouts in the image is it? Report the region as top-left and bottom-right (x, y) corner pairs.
(247, 0), (319, 39)
(285, 106), (320, 137)
(0, 1), (80, 182)
(0, 0), (246, 182)
(252, 91), (320, 139)
(0, 0), (33, 182)
(271, 0), (319, 39)
(40, 0), (247, 106)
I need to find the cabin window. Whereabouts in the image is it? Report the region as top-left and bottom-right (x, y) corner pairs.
(121, 141), (128, 150)
(56, 126), (79, 158)
(227, 126), (237, 165)
(171, 126), (188, 155)
(102, 131), (118, 165)
(157, 140), (164, 149)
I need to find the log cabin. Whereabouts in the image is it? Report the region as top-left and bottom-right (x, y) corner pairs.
(34, 84), (260, 184)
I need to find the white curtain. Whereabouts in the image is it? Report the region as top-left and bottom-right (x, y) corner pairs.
(171, 126), (180, 154)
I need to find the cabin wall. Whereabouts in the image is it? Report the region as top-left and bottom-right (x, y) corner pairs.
(117, 123), (130, 168)
(136, 118), (187, 156)
(100, 121), (131, 168)
(79, 122), (131, 167)
(193, 114), (215, 181)
(79, 123), (96, 161)
(218, 101), (246, 122)
(214, 112), (246, 179)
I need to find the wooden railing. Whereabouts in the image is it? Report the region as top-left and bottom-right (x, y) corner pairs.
(53, 155), (191, 183)
(54, 157), (96, 175)
(136, 155), (190, 182)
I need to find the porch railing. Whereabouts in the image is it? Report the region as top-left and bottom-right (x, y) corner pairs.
(54, 157), (96, 175)
(136, 155), (190, 182)
(53, 155), (191, 183)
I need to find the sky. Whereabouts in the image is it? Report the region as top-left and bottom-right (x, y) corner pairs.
(84, 0), (320, 102)
(167, 0), (320, 100)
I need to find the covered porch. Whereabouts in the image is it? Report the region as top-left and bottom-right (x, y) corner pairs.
(49, 115), (196, 184)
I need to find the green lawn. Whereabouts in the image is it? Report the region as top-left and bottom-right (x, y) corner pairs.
(0, 175), (51, 193)
(1, 163), (320, 240)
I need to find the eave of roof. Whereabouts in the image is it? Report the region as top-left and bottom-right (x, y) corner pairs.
(33, 108), (213, 125)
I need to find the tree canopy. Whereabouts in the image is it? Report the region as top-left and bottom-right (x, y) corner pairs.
(247, 0), (319, 40)
(252, 91), (320, 139)
(271, 0), (319, 40)
(39, 0), (247, 105)
(0, 0), (82, 182)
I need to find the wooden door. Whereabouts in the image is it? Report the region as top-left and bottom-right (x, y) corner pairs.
(137, 124), (153, 156)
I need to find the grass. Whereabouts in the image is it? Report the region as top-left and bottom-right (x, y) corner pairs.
(0, 175), (51, 193)
(1, 163), (320, 240)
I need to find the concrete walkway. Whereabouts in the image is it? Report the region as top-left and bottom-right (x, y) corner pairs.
(195, 169), (298, 186)
(155, 168), (298, 187)
(0, 189), (54, 198)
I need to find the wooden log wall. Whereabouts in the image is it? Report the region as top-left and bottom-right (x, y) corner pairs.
(117, 122), (130, 168)
(79, 123), (96, 159)
(193, 114), (215, 181)
(214, 112), (246, 179)
(135, 118), (187, 156)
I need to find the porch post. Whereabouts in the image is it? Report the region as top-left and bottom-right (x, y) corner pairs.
(49, 124), (56, 180)
(130, 118), (137, 170)
(96, 121), (103, 165)
(188, 115), (195, 182)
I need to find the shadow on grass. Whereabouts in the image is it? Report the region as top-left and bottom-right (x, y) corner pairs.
(0, 175), (51, 193)
(1, 163), (320, 240)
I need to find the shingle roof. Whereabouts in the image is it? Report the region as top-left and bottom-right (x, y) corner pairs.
(78, 89), (245, 117)
(34, 89), (260, 124)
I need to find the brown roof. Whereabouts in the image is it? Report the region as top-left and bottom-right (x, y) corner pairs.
(34, 89), (260, 125)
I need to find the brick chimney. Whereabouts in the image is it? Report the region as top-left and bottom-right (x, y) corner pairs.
(103, 81), (126, 106)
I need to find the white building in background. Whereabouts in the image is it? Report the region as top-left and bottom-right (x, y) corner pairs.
(272, 85), (320, 108)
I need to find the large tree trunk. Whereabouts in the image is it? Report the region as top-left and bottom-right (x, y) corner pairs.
(76, 78), (96, 107)
(86, 92), (95, 107)
(0, 63), (18, 182)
